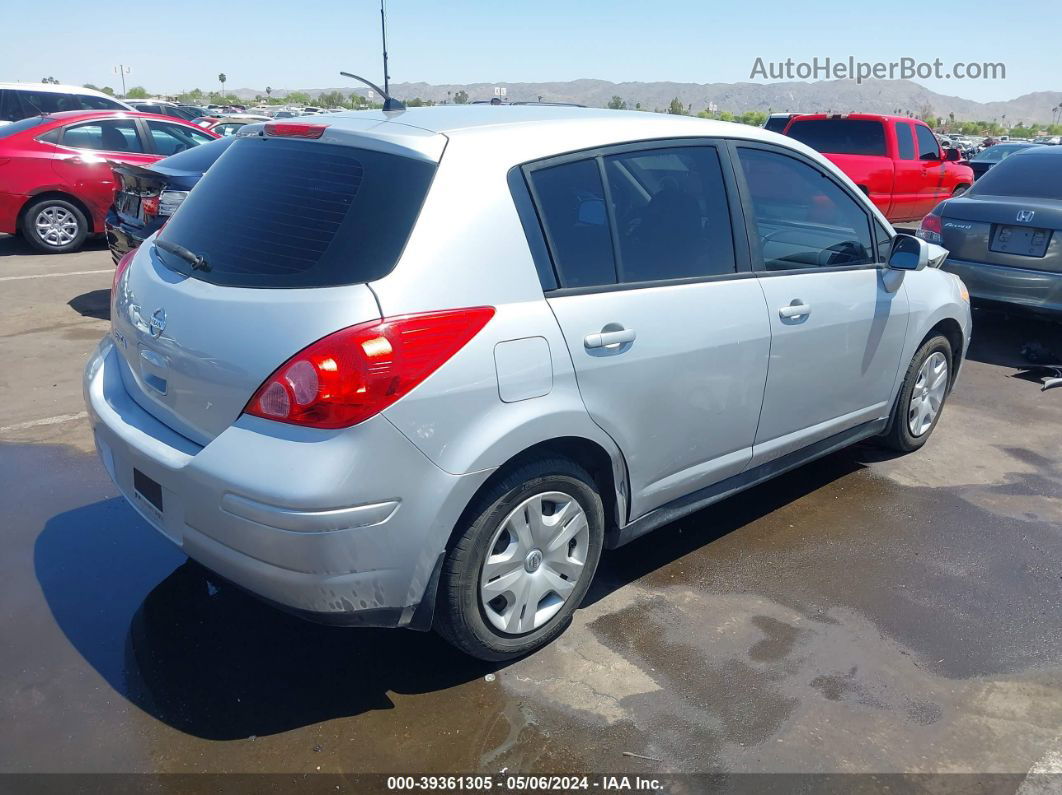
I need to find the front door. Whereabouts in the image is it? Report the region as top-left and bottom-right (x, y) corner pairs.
(731, 142), (910, 466)
(525, 142), (772, 519)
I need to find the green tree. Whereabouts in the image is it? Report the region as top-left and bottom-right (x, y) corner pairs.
(41, 76), (60, 85)
(453, 89), (469, 105)
(101, 86), (115, 96)
(83, 83), (99, 91)
(286, 91), (312, 105)
(218, 73), (227, 95)
(667, 97), (687, 115)
(126, 86), (149, 99)
(607, 95), (627, 110)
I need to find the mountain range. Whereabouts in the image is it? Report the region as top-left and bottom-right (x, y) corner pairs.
(228, 78), (1062, 125)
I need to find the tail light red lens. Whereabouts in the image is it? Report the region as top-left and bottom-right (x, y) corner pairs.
(244, 307), (495, 429)
(112, 249), (135, 295)
(918, 212), (943, 244)
(141, 196), (160, 218)
(264, 122), (327, 139)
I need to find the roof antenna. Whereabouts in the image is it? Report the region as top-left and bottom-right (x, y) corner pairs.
(338, 0), (405, 112)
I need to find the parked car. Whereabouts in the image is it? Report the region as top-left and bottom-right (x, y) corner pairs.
(125, 99), (198, 122)
(105, 136), (235, 261)
(967, 141), (1043, 180)
(177, 105), (210, 119)
(921, 145), (1062, 318)
(762, 112), (800, 133)
(205, 114), (271, 136)
(0, 110), (218, 253)
(0, 82), (131, 125)
(86, 107), (971, 660)
(783, 114), (974, 222)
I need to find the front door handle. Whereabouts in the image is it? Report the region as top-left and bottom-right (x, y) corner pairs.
(584, 327), (636, 349)
(778, 301), (811, 319)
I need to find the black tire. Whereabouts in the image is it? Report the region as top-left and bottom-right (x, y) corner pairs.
(20, 197), (88, 254)
(880, 335), (953, 452)
(435, 457), (605, 661)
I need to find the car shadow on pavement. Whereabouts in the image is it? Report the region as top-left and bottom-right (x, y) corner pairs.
(0, 233), (109, 256)
(966, 309), (1061, 368)
(34, 497), (497, 741)
(68, 289), (110, 320)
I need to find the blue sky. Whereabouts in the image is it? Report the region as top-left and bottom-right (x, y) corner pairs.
(3, 0), (1053, 103)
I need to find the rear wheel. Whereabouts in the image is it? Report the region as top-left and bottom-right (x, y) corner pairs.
(435, 457), (604, 661)
(881, 335), (953, 452)
(21, 197), (88, 253)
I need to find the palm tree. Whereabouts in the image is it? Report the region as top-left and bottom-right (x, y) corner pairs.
(218, 73), (227, 95)
(265, 85), (272, 98)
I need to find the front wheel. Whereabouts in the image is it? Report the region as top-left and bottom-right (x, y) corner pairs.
(881, 335), (953, 452)
(435, 457), (604, 661)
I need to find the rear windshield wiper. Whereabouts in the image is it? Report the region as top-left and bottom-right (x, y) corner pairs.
(156, 237), (212, 272)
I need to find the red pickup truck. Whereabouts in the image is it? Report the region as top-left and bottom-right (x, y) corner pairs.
(782, 114), (973, 223)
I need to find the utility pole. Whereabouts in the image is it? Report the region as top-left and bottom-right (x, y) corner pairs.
(380, 0), (390, 98)
(113, 64), (131, 96)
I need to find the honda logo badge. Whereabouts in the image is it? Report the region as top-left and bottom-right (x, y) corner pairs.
(1016, 210), (1036, 223)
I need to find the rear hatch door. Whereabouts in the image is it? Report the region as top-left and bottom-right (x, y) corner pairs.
(111, 122), (443, 445)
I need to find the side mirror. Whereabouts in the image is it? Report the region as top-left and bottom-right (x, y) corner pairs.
(887, 233), (948, 271)
(945, 148), (963, 162)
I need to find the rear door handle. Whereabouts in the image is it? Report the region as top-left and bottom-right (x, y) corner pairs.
(778, 301), (811, 319)
(584, 328), (636, 349)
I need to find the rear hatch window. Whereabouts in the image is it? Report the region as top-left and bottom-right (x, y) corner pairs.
(786, 119), (887, 156)
(155, 136), (436, 288)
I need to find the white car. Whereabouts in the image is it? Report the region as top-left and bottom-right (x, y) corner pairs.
(0, 82), (130, 125)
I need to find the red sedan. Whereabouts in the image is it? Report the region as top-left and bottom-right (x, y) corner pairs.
(0, 110), (219, 253)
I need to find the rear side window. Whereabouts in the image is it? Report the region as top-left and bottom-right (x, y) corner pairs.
(528, 159), (617, 288)
(914, 125), (941, 160)
(603, 146), (735, 281)
(62, 119), (143, 152)
(895, 123), (915, 160)
(156, 137), (437, 288)
(786, 119), (887, 156)
(737, 147), (873, 271)
(153, 136), (234, 173)
(763, 116), (790, 134)
(0, 90), (24, 122)
(76, 94), (125, 110)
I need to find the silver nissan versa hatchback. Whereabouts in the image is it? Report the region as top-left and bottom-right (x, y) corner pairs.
(85, 106), (972, 660)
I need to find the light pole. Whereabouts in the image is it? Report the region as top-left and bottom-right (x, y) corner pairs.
(112, 64), (131, 96)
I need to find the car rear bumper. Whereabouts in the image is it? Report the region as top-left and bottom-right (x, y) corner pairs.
(83, 335), (493, 628)
(942, 257), (1062, 318)
(0, 191), (26, 235)
(104, 212), (148, 264)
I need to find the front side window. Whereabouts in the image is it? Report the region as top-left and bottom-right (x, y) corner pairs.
(603, 146), (736, 281)
(61, 119), (144, 152)
(914, 125), (941, 160)
(147, 120), (214, 155)
(736, 147), (873, 271)
(895, 122), (915, 160)
(528, 158), (617, 288)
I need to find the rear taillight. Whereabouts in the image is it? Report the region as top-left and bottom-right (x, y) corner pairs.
(244, 307), (495, 429)
(112, 249), (135, 295)
(918, 213), (943, 244)
(158, 190), (189, 216)
(141, 196), (160, 218)
(264, 122), (328, 139)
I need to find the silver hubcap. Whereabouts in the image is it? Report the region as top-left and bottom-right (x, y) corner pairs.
(479, 490), (590, 635)
(908, 351), (948, 437)
(34, 206), (79, 247)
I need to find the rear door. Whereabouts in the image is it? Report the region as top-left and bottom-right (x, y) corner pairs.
(731, 142), (910, 465)
(51, 118), (157, 222)
(526, 140), (771, 518)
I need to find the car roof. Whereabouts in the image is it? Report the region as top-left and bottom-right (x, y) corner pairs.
(22, 110), (220, 130)
(789, 113), (924, 124)
(0, 82), (122, 100)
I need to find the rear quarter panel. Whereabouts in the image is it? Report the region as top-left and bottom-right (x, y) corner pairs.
(822, 153), (895, 217)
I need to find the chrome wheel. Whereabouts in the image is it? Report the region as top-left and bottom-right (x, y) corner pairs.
(479, 490), (590, 635)
(34, 206), (79, 247)
(908, 351), (948, 437)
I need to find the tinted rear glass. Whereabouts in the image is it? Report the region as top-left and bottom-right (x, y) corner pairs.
(763, 116), (790, 133)
(156, 137), (436, 288)
(970, 152), (1062, 200)
(786, 119), (887, 156)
